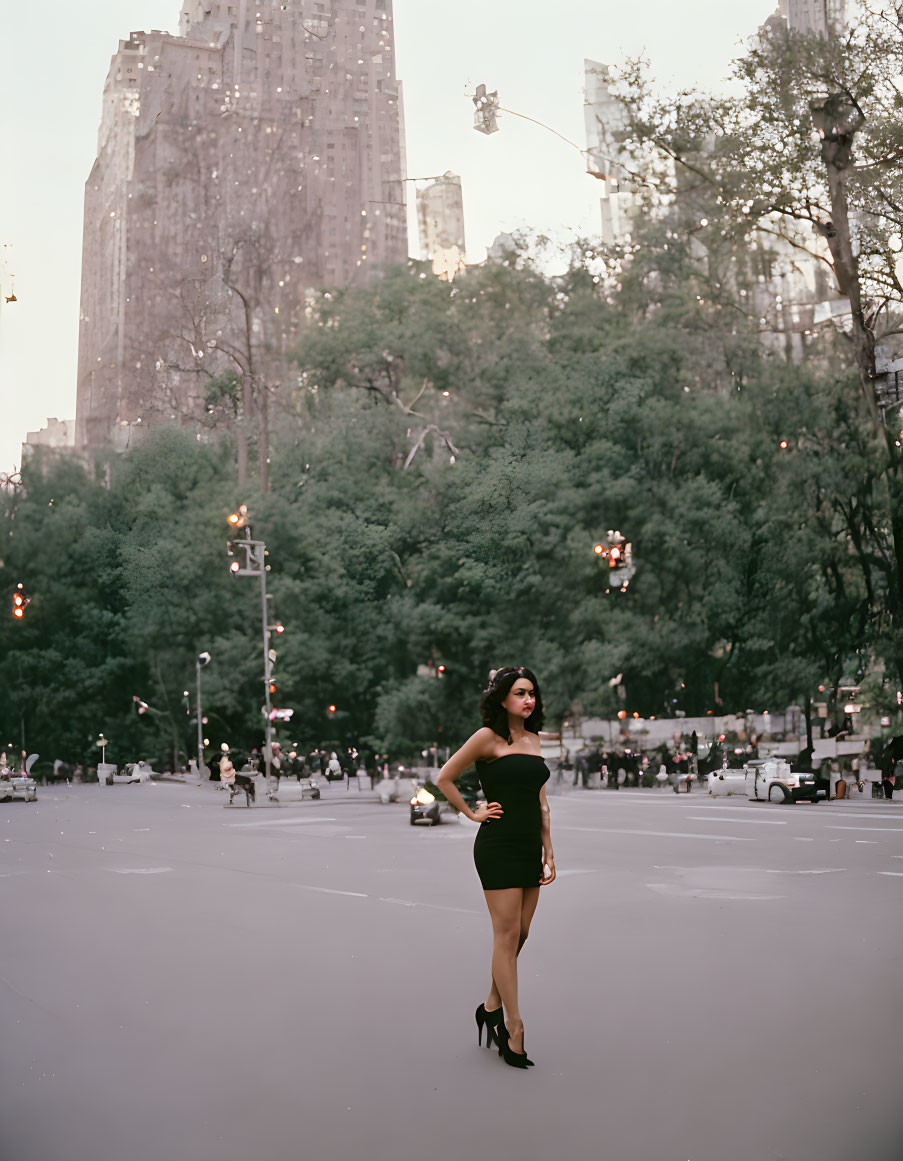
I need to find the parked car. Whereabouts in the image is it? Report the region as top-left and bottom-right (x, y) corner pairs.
(0, 772), (38, 802)
(744, 759), (825, 803)
(113, 762), (153, 784)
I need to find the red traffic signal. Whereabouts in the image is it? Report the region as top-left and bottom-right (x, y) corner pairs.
(327, 704), (337, 716)
(12, 583), (30, 620)
(227, 504), (248, 529)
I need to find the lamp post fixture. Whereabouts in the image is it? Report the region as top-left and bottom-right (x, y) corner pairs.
(96, 735), (109, 783)
(196, 652), (211, 778)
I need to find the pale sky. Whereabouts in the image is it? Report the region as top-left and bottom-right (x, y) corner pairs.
(0, 0), (777, 474)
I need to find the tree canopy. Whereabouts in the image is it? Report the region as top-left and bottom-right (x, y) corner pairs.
(2, 244), (895, 764)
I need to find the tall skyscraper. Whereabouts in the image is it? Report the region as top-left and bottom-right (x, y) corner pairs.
(416, 172), (466, 281)
(75, 0), (408, 450)
(583, 60), (637, 245)
(779, 0), (847, 35)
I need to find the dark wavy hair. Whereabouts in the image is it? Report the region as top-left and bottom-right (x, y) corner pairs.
(479, 666), (544, 743)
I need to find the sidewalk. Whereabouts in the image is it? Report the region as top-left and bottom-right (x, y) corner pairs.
(161, 772), (902, 809)
(196, 774), (384, 806)
(553, 781), (901, 805)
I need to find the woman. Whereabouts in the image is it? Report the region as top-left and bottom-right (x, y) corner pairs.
(219, 747), (236, 793)
(436, 666), (556, 1070)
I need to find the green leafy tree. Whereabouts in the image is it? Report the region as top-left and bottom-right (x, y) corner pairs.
(605, 3), (903, 686)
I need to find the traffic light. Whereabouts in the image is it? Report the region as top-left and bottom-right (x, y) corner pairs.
(327, 704), (337, 716)
(269, 681), (277, 695)
(593, 532), (635, 591)
(473, 84), (500, 134)
(227, 504), (248, 529)
(11, 583), (29, 620)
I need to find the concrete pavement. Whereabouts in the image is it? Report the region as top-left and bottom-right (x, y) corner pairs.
(1, 781), (901, 1161)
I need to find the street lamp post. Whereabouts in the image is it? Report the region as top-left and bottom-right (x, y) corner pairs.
(196, 652), (211, 778)
(472, 83), (652, 189)
(97, 734), (109, 785)
(226, 507), (279, 799)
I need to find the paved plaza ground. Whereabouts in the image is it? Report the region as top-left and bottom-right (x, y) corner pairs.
(1, 778), (901, 1161)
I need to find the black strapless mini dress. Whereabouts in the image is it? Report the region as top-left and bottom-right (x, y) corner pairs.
(473, 753), (550, 890)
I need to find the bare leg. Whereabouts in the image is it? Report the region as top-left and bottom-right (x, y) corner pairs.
(484, 887), (540, 1053)
(486, 886), (540, 1011)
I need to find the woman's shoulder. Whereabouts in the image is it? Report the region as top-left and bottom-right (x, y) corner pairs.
(463, 727), (503, 761)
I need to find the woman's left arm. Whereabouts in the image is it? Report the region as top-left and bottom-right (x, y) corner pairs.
(539, 784), (556, 885)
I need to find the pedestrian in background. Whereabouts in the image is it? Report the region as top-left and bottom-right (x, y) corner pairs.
(267, 741), (282, 801)
(219, 748), (235, 796)
(436, 666), (556, 1070)
(883, 760), (900, 800)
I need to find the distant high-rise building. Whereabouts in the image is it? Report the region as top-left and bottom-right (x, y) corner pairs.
(75, 0), (408, 450)
(583, 60), (637, 245)
(416, 172), (466, 281)
(754, 0), (850, 356)
(22, 418), (76, 460)
(779, 0), (846, 35)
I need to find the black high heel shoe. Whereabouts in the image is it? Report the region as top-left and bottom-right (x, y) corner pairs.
(475, 1003), (503, 1048)
(497, 1021), (535, 1068)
